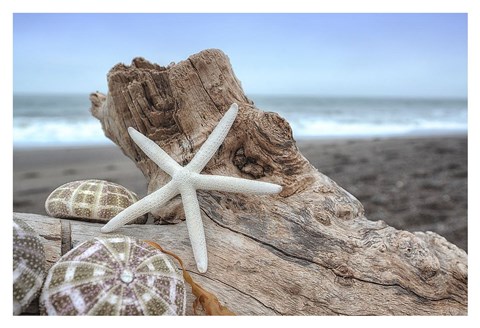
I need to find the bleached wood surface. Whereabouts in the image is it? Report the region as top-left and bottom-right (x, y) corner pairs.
(16, 48), (467, 316)
(87, 49), (467, 315)
(14, 211), (467, 315)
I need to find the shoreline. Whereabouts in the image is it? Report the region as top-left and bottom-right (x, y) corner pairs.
(12, 130), (467, 151)
(292, 129), (467, 142)
(13, 134), (468, 251)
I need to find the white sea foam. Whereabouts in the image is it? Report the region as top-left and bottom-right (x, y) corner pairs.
(254, 95), (467, 139)
(13, 118), (114, 148)
(13, 94), (467, 148)
(287, 117), (467, 139)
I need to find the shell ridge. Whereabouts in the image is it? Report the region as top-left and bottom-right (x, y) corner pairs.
(134, 271), (182, 280)
(95, 235), (129, 265)
(72, 242), (104, 262)
(68, 180), (91, 216)
(181, 283), (186, 315)
(133, 280), (178, 315)
(133, 244), (180, 277)
(39, 265), (57, 315)
(52, 260), (115, 273)
(134, 252), (177, 274)
(124, 188), (139, 204)
(87, 283), (123, 315)
(122, 282), (145, 315)
(13, 260), (45, 308)
(13, 260), (44, 286)
(124, 236), (132, 268)
(100, 182), (138, 220)
(70, 288), (88, 314)
(91, 180), (104, 220)
(135, 241), (159, 254)
(130, 282), (149, 315)
(12, 259), (28, 282)
(13, 218), (46, 315)
(13, 221), (26, 238)
(44, 277), (118, 315)
(44, 261), (117, 295)
(134, 243), (167, 265)
(44, 273), (117, 296)
(116, 284), (125, 315)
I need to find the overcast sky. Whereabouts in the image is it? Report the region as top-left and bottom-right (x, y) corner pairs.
(13, 13), (467, 98)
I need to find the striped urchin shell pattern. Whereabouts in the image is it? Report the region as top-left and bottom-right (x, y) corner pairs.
(13, 219), (46, 315)
(40, 235), (186, 315)
(45, 180), (147, 224)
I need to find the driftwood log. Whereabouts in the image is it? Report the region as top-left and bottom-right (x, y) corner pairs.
(22, 49), (467, 315)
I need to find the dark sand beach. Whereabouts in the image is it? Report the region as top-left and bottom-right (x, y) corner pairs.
(13, 135), (467, 251)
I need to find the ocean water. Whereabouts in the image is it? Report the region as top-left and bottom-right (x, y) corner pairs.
(13, 94), (467, 148)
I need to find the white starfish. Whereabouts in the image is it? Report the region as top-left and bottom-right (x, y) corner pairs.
(101, 103), (282, 273)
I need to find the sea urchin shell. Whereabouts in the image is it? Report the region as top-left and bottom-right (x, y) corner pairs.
(45, 179), (147, 224)
(13, 218), (46, 315)
(40, 235), (186, 315)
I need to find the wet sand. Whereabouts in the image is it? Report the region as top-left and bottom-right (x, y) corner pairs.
(13, 135), (468, 251)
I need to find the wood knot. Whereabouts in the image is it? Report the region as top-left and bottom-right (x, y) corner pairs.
(333, 265), (354, 287)
(336, 208), (353, 220)
(453, 261), (468, 283)
(316, 215), (331, 226)
(333, 264), (353, 278)
(333, 192), (364, 220)
(391, 231), (440, 280)
(233, 147), (267, 178)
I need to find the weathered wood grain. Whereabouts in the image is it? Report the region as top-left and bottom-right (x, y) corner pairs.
(86, 49), (467, 315)
(14, 212), (466, 315)
(15, 48), (466, 316)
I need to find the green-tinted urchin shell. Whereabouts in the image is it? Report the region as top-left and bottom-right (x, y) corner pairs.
(13, 219), (46, 315)
(40, 235), (186, 315)
(45, 179), (147, 224)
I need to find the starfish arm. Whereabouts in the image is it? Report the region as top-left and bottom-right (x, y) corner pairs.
(128, 127), (182, 176)
(180, 186), (208, 273)
(186, 103), (238, 173)
(101, 181), (179, 233)
(194, 174), (282, 195)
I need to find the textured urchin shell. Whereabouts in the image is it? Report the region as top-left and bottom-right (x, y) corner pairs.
(45, 179), (147, 224)
(40, 235), (186, 315)
(13, 218), (46, 315)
